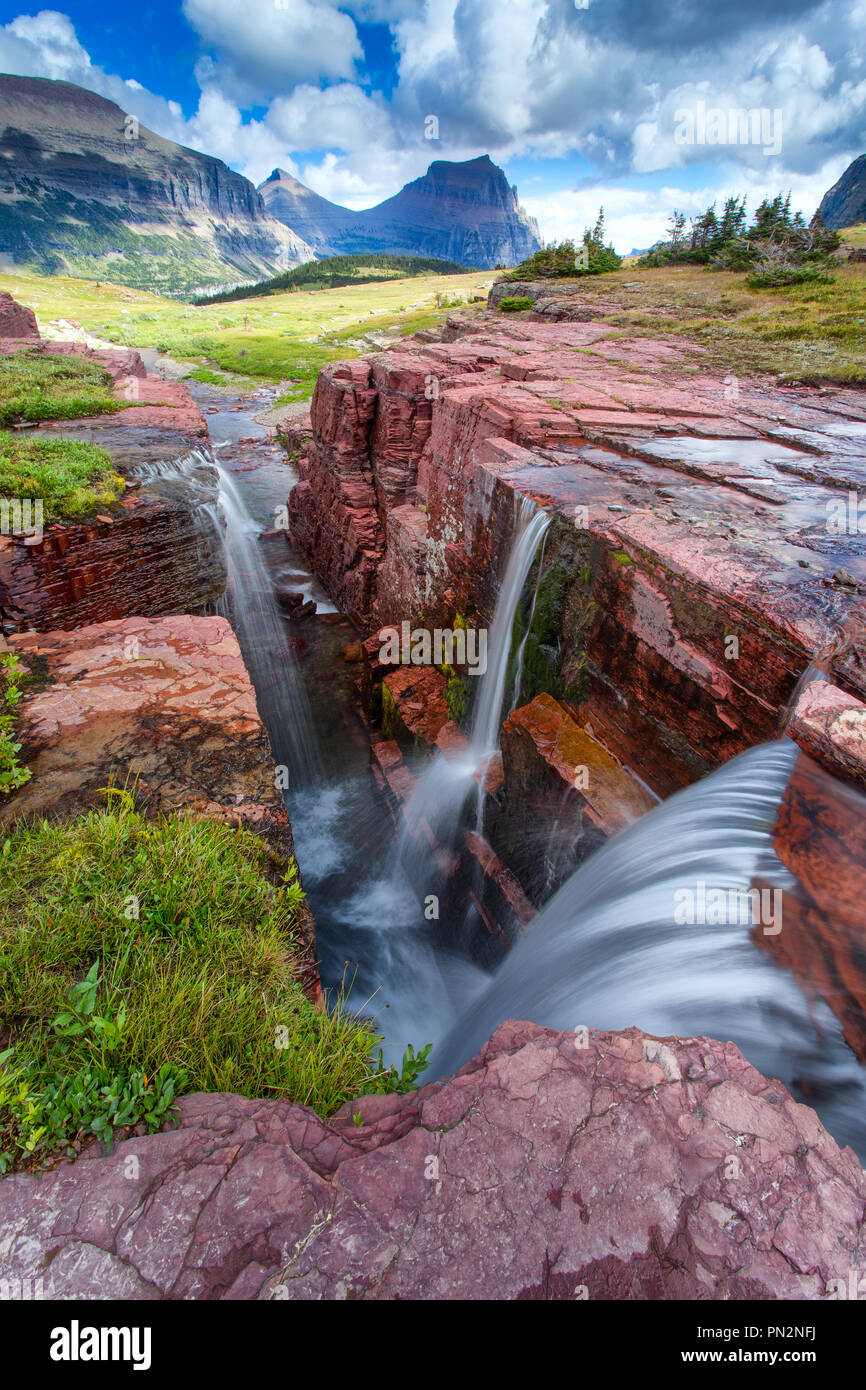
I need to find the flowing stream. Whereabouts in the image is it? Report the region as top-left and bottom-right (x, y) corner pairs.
(173, 378), (866, 1157)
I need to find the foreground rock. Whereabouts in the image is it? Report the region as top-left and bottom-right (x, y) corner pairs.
(1, 615), (282, 821)
(0, 290), (39, 338)
(1, 1022), (862, 1300)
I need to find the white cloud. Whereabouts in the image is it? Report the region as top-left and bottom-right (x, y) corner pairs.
(268, 83), (391, 154)
(2, 8), (88, 79)
(523, 153), (857, 255)
(181, 0), (363, 103)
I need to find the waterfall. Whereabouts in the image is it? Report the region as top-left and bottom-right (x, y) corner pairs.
(431, 739), (866, 1155)
(468, 497), (551, 756)
(398, 494), (551, 868)
(133, 446), (321, 790)
(208, 461), (322, 790)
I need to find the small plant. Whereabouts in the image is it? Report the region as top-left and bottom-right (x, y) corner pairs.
(372, 1042), (433, 1095)
(499, 296), (533, 312)
(444, 673), (469, 723)
(0, 652), (30, 794)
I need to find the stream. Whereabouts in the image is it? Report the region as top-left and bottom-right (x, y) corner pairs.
(155, 371), (866, 1158)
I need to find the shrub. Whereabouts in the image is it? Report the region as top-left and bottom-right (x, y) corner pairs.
(498, 296), (534, 312)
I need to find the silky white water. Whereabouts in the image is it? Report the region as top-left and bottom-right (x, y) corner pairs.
(432, 739), (866, 1155)
(398, 494), (552, 871)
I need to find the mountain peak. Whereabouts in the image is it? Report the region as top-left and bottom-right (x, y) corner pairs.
(259, 153), (540, 269)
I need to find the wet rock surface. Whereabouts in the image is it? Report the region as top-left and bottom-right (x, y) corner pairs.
(0, 615), (281, 822)
(758, 750), (866, 1062)
(2, 1021), (863, 1301)
(494, 693), (656, 901)
(289, 312), (866, 797)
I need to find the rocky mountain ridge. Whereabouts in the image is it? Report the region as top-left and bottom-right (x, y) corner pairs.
(820, 153), (866, 229)
(0, 74), (313, 294)
(260, 155), (542, 268)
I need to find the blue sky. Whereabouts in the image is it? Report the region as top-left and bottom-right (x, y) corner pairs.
(0, 1), (863, 251)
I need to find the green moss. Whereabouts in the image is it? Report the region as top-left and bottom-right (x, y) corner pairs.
(380, 681), (400, 740)
(0, 434), (124, 523)
(444, 674), (469, 724)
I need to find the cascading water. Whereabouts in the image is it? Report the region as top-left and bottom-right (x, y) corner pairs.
(208, 460), (321, 789)
(133, 441), (321, 789)
(399, 495), (551, 867)
(432, 739), (866, 1156)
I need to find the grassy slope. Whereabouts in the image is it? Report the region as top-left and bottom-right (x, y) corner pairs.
(522, 228), (866, 385)
(0, 798), (402, 1171)
(0, 349), (126, 522)
(0, 267), (495, 399)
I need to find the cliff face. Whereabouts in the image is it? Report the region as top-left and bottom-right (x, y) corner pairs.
(258, 169), (360, 256)
(260, 155), (542, 268)
(820, 154), (866, 229)
(289, 303), (866, 799)
(0, 74), (314, 293)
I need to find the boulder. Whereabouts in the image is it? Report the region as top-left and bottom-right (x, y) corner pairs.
(0, 615), (282, 822)
(1, 1022), (863, 1300)
(0, 290), (39, 338)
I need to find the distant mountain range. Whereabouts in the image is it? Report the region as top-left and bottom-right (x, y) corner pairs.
(0, 74), (540, 293)
(820, 154), (866, 229)
(0, 74), (312, 295)
(259, 156), (542, 269)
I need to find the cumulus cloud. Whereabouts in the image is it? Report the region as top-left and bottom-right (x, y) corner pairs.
(0, 1), (863, 235)
(181, 0), (363, 104)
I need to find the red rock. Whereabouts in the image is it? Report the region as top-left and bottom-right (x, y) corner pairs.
(2, 1022), (863, 1300)
(786, 678), (866, 792)
(756, 751), (866, 1060)
(382, 665), (450, 750)
(493, 693), (656, 901)
(1, 616), (278, 820)
(0, 491), (224, 634)
(0, 291), (39, 338)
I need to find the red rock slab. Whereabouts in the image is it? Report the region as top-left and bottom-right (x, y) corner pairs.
(1, 615), (280, 822)
(493, 693), (656, 902)
(0, 291), (38, 337)
(382, 665), (450, 750)
(504, 693), (656, 833)
(786, 678), (866, 791)
(2, 1022), (863, 1300)
(755, 752), (866, 1060)
(464, 830), (535, 933)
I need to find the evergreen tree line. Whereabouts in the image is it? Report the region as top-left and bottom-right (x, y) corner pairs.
(195, 253), (470, 305)
(639, 194), (840, 284)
